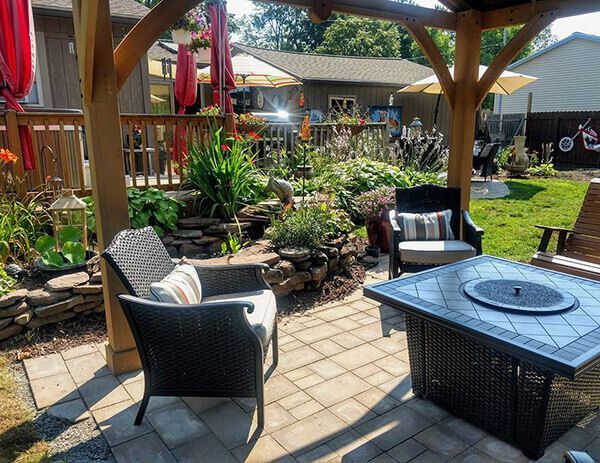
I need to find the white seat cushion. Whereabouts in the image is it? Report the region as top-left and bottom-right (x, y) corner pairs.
(203, 290), (277, 346)
(399, 240), (476, 265)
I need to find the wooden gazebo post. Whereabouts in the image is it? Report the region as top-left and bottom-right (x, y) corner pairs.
(75, 0), (600, 374)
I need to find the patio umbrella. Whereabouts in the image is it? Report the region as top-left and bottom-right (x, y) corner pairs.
(399, 65), (537, 125)
(208, 0), (236, 115)
(0, 0), (36, 170)
(173, 44), (197, 164)
(399, 65), (538, 95)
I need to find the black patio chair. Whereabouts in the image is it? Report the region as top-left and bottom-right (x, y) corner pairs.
(389, 184), (484, 278)
(101, 227), (278, 428)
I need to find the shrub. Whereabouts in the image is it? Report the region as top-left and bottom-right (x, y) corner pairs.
(266, 204), (340, 251)
(358, 187), (396, 220)
(0, 193), (48, 265)
(0, 265), (14, 296)
(83, 187), (182, 238)
(185, 129), (262, 220)
(388, 129), (448, 173)
(528, 142), (557, 177)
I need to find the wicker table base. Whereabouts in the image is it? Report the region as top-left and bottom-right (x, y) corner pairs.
(406, 314), (600, 459)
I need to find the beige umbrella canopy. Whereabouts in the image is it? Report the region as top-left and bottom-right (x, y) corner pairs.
(197, 53), (301, 88)
(399, 65), (538, 95)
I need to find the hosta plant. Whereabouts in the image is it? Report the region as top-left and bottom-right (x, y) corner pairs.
(35, 226), (87, 268)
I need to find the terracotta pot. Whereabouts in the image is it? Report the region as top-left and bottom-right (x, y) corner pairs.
(171, 29), (191, 44)
(366, 218), (390, 253)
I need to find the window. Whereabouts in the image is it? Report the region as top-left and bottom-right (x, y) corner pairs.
(150, 83), (174, 114)
(329, 95), (356, 112)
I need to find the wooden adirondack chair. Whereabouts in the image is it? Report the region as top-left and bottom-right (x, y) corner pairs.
(531, 178), (600, 281)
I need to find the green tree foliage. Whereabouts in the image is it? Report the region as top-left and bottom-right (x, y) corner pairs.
(317, 16), (401, 57)
(410, 28), (456, 65)
(241, 3), (331, 52)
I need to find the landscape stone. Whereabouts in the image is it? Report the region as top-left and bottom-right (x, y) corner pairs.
(0, 317), (13, 330)
(93, 304), (105, 313)
(229, 251), (281, 267)
(320, 246), (339, 258)
(0, 300), (29, 318)
(28, 288), (71, 306)
(0, 288), (28, 308)
(294, 260), (312, 271)
(272, 272), (312, 296)
(45, 272), (90, 292)
(0, 323), (22, 340)
(341, 244), (358, 259)
(177, 217), (220, 229)
(73, 301), (103, 313)
(264, 268), (284, 284)
(180, 243), (206, 257)
(87, 255), (101, 274)
(278, 248), (310, 261)
(172, 229), (204, 239)
(161, 235), (175, 245)
(313, 252), (328, 265)
(48, 398), (90, 424)
(192, 236), (221, 245)
(83, 293), (103, 303)
(275, 260), (296, 278)
(206, 241), (224, 254)
(310, 264), (328, 282)
(34, 295), (84, 318)
(73, 284), (103, 295)
(89, 271), (102, 284)
(26, 310), (76, 329)
(204, 222), (251, 235)
(14, 310), (33, 325)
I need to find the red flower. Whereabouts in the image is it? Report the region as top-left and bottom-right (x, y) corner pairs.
(359, 119), (366, 125)
(221, 144), (231, 152)
(247, 131), (261, 141)
(0, 148), (18, 165)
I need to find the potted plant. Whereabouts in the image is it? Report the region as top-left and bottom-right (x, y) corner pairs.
(34, 226), (95, 279)
(236, 112), (267, 134)
(171, 7), (210, 51)
(358, 186), (395, 253)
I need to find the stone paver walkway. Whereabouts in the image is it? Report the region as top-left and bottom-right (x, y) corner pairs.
(21, 259), (600, 462)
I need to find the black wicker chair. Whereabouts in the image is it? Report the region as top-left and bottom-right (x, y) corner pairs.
(473, 143), (501, 181)
(389, 185), (484, 278)
(101, 227), (278, 428)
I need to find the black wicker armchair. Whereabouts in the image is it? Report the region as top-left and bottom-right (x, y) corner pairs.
(389, 185), (484, 278)
(101, 227), (278, 428)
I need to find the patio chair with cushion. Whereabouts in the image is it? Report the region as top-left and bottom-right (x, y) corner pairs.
(389, 184), (484, 278)
(101, 227), (278, 428)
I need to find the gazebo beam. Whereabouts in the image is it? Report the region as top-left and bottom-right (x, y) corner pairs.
(73, 0), (139, 374)
(403, 20), (455, 108)
(476, 11), (556, 106)
(482, 0), (600, 29)
(257, 0), (457, 29)
(114, 0), (203, 90)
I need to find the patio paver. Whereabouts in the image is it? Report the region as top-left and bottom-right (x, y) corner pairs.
(20, 259), (600, 462)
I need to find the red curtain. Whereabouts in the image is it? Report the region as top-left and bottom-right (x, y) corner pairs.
(173, 44), (197, 164)
(208, 0), (236, 116)
(0, 0), (36, 170)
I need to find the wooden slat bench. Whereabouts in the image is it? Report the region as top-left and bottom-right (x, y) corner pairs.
(531, 178), (600, 281)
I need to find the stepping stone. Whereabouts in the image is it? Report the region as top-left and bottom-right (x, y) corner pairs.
(111, 432), (176, 463)
(47, 398), (90, 423)
(29, 373), (79, 409)
(24, 353), (68, 380)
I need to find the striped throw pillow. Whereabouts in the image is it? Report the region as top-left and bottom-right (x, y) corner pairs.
(149, 263), (203, 304)
(397, 209), (455, 241)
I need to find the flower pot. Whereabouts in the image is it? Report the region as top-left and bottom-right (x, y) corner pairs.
(34, 251), (97, 281)
(366, 245), (380, 258)
(171, 29), (191, 44)
(196, 47), (211, 63)
(366, 218), (390, 253)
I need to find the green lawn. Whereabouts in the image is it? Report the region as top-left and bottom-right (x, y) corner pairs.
(470, 178), (588, 262)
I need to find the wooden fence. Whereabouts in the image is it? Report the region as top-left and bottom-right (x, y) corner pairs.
(525, 111), (600, 166)
(0, 111), (223, 197)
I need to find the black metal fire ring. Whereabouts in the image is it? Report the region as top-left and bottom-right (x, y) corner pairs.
(460, 278), (579, 315)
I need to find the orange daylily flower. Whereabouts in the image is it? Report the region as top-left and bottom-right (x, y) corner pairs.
(0, 148), (18, 164)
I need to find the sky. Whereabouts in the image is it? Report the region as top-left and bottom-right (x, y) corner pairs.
(226, 0), (600, 42)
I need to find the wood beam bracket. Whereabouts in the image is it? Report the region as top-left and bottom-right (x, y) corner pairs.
(476, 10), (556, 106)
(114, 0), (203, 90)
(403, 18), (455, 108)
(309, 0), (332, 23)
(73, 0), (99, 106)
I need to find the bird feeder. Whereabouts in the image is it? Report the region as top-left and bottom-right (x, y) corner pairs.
(49, 189), (88, 250)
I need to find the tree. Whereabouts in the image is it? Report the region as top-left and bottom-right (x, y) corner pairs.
(317, 16), (401, 57)
(241, 3), (331, 52)
(481, 26), (556, 66)
(409, 28), (455, 65)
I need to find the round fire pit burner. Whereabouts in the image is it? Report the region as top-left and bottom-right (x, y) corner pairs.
(461, 278), (578, 315)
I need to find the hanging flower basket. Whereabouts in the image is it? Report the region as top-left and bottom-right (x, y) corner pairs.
(171, 29), (191, 44)
(196, 47), (211, 63)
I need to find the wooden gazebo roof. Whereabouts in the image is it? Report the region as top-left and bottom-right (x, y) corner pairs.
(70, 0), (600, 373)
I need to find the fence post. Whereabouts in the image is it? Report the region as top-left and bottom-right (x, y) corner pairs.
(225, 113), (235, 137)
(5, 110), (27, 198)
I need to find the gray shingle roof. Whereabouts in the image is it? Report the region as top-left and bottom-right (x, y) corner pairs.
(148, 42), (177, 61)
(32, 0), (148, 19)
(233, 43), (434, 86)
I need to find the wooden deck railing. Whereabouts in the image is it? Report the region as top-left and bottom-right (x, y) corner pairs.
(0, 110), (223, 197)
(1, 110), (387, 198)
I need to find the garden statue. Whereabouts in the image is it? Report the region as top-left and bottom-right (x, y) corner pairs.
(267, 176), (294, 209)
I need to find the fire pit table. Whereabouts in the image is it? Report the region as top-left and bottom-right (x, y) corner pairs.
(364, 255), (600, 459)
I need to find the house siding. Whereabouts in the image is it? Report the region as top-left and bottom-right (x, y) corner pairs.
(27, 14), (151, 113)
(494, 37), (600, 115)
